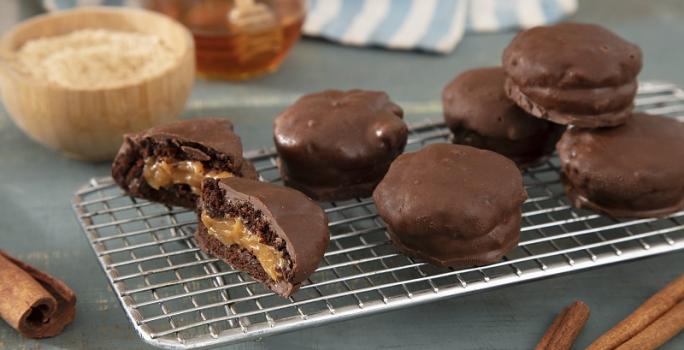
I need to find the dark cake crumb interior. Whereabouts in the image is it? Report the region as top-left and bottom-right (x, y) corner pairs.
(141, 138), (237, 172)
(113, 137), (242, 207)
(138, 139), (239, 190)
(200, 179), (294, 283)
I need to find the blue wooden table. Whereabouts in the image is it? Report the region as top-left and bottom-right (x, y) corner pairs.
(1, 1), (683, 349)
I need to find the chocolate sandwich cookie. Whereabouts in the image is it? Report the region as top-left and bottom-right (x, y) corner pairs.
(557, 113), (684, 218)
(373, 144), (527, 267)
(196, 177), (329, 297)
(112, 118), (257, 208)
(502, 22), (642, 128)
(273, 89), (408, 201)
(443, 67), (564, 168)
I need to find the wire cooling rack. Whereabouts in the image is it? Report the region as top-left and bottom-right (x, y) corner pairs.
(72, 81), (684, 349)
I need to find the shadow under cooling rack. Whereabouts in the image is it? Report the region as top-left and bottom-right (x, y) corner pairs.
(73, 81), (684, 349)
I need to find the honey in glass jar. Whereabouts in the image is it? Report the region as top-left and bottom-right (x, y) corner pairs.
(145, 0), (305, 80)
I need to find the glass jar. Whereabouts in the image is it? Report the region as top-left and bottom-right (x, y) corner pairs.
(144, 0), (305, 80)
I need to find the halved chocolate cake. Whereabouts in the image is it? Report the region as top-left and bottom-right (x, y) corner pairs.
(196, 177), (329, 297)
(112, 118), (257, 208)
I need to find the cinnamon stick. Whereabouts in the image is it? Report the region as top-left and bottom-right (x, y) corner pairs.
(535, 300), (590, 350)
(0, 250), (76, 338)
(587, 274), (684, 350)
(615, 300), (684, 350)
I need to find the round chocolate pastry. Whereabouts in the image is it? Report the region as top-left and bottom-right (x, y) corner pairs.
(273, 89), (408, 201)
(502, 22), (642, 128)
(557, 113), (684, 218)
(112, 118), (257, 208)
(196, 177), (330, 297)
(443, 67), (564, 168)
(373, 143), (527, 267)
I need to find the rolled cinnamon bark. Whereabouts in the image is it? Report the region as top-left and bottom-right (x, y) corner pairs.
(588, 274), (684, 350)
(535, 300), (591, 350)
(615, 300), (684, 350)
(0, 251), (76, 338)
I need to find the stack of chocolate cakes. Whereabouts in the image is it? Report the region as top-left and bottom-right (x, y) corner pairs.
(498, 22), (684, 219)
(444, 22), (684, 220)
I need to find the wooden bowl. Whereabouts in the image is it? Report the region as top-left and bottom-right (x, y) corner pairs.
(0, 7), (195, 161)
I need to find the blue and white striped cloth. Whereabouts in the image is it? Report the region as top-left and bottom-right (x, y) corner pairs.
(44, 0), (576, 54)
(305, 0), (576, 53)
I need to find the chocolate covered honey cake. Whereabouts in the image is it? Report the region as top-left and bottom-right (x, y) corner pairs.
(196, 177), (329, 297)
(112, 118), (257, 208)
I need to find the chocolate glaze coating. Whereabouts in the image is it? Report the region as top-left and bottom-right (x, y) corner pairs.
(557, 113), (684, 218)
(112, 118), (257, 208)
(504, 79), (634, 128)
(443, 67), (564, 167)
(373, 144), (527, 267)
(503, 23), (642, 87)
(274, 90), (408, 201)
(196, 177), (329, 297)
(502, 22), (642, 127)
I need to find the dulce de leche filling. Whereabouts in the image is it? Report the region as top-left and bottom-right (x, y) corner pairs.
(200, 212), (287, 281)
(143, 157), (233, 194)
